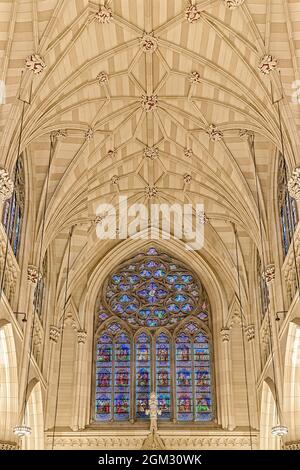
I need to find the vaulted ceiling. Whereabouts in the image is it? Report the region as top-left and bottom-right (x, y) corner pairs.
(0, 0), (299, 310)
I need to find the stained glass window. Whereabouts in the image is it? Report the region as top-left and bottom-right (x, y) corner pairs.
(95, 247), (213, 424)
(2, 156), (24, 258)
(278, 155), (298, 257)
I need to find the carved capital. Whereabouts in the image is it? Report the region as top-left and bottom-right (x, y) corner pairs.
(220, 327), (230, 342)
(51, 129), (67, 141)
(49, 325), (60, 343)
(0, 168), (14, 202)
(77, 329), (87, 344)
(288, 167), (300, 200)
(27, 265), (41, 284)
(262, 264), (275, 284)
(184, 173), (192, 184)
(25, 54), (46, 74)
(223, 0), (244, 9)
(258, 55), (278, 75)
(245, 324), (255, 341)
(189, 71), (201, 84)
(207, 124), (223, 142)
(96, 71), (109, 86)
(239, 129), (253, 141)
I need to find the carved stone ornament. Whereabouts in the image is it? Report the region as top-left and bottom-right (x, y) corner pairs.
(207, 124), (223, 142)
(49, 325), (61, 343)
(25, 54), (46, 74)
(111, 175), (119, 185)
(145, 185), (158, 199)
(77, 329), (87, 344)
(287, 167), (300, 201)
(239, 129), (252, 141)
(0, 441), (18, 450)
(197, 210), (209, 225)
(141, 95), (158, 112)
(96, 71), (109, 85)
(94, 5), (113, 23)
(189, 71), (201, 84)
(106, 148), (117, 158)
(140, 33), (158, 53)
(184, 148), (194, 159)
(184, 173), (192, 184)
(84, 128), (94, 141)
(245, 324), (255, 341)
(0, 168), (14, 202)
(220, 327), (230, 342)
(223, 0), (245, 9)
(144, 146), (159, 160)
(258, 55), (278, 75)
(262, 264), (275, 284)
(27, 265), (41, 284)
(185, 3), (201, 23)
(51, 129), (67, 141)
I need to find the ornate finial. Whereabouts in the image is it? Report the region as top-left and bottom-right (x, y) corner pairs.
(84, 128), (94, 141)
(96, 71), (109, 86)
(258, 55), (278, 75)
(223, 0), (245, 9)
(245, 324), (255, 341)
(140, 32), (158, 53)
(145, 185), (158, 199)
(144, 146), (159, 160)
(94, 4), (113, 23)
(287, 167), (300, 200)
(141, 95), (158, 112)
(185, 3), (201, 23)
(77, 330), (87, 344)
(189, 71), (201, 84)
(145, 392), (162, 432)
(27, 265), (41, 284)
(111, 175), (119, 185)
(184, 148), (194, 159)
(25, 54), (46, 74)
(49, 325), (61, 343)
(0, 168), (14, 202)
(220, 327), (230, 342)
(51, 129), (67, 141)
(262, 264), (275, 284)
(184, 173), (192, 184)
(239, 129), (252, 141)
(207, 124), (223, 142)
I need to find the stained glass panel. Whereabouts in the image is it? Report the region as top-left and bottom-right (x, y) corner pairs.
(156, 333), (171, 420)
(114, 333), (130, 421)
(136, 333), (151, 418)
(194, 333), (213, 421)
(95, 334), (113, 421)
(176, 333), (193, 421)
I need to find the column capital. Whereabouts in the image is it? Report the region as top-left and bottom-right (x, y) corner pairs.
(262, 264), (275, 284)
(27, 265), (41, 284)
(49, 325), (60, 343)
(220, 327), (230, 342)
(0, 167), (14, 202)
(288, 167), (300, 200)
(77, 329), (87, 344)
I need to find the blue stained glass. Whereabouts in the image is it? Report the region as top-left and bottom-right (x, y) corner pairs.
(95, 335), (113, 421)
(112, 304), (124, 313)
(181, 275), (193, 283)
(125, 304), (138, 313)
(147, 248), (158, 255)
(112, 275), (122, 284)
(146, 260), (158, 268)
(128, 275), (139, 284)
(140, 269), (151, 278)
(153, 309), (166, 319)
(136, 334), (151, 419)
(174, 284), (185, 291)
(156, 334), (171, 419)
(198, 312), (208, 321)
(146, 319), (159, 327)
(119, 284), (131, 291)
(139, 309), (151, 318)
(174, 294), (187, 303)
(119, 294), (134, 303)
(167, 304), (180, 313)
(114, 334), (130, 420)
(154, 269), (166, 278)
(182, 304), (193, 312)
(99, 312), (108, 321)
(167, 275), (178, 284)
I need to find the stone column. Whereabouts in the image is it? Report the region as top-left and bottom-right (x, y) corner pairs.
(44, 325), (61, 430)
(71, 329), (87, 431)
(220, 327), (235, 430)
(263, 265), (284, 401)
(18, 265), (40, 414)
(244, 324), (259, 429)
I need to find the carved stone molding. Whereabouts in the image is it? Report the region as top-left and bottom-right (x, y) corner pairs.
(239, 129), (252, 141)
(97, 71), (109, 86)
(258, 55), (278, 75)
(84, 128), (94, 141)
(145, 185), (158, 199)
(77, 329), (87, 344)
(245, 324), (255, 341)
(49, 325), (61, 343)
(0, 168), (14, 202)
(27, 265), (41, 284)
(189, 71), (201, 84)
(141, 95), (158, 112)
(106, 149), (117, 158)
(207, 124), (223, 142)
(197, 210), (209, 225)
(111, 175), (119, 185)
(220, 327), (230, 342)
(94, 5), (113, 24)
(144, 146), (159, 160)
(284, 441), (300, 450)
(184, 148), (194, 159)
(287, 167), (300, 200)
(262, 264), (275, 284)
(25, 54), (46, 74)
(185, 4), (201, 23)
(223, 0), (245, 9)
(51, 129), (67, 141)
(0, 440), (18, 450)
(184, 174), (192, 184)
(140, 33), (158, 53)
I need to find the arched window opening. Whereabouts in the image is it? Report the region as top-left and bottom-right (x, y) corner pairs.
(95, 247), (213, 424)
(2, 156), (25, 258)
(278, 156), (298, 257)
